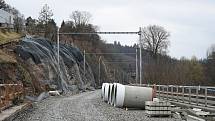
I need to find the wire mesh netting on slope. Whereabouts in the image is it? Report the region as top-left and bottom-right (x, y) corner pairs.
(15, 37), (95, 93)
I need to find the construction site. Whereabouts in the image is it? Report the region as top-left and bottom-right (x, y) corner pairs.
(1, 0), (215, 121)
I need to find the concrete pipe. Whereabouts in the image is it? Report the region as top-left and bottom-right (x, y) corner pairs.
(104, 83), (110, 102)
(108, 83), (113, 104)
(110, 83), (120, 106)
(101, 83), (108, 99)
(114, 85), (153, 109)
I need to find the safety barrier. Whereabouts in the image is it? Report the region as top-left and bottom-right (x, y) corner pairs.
(131, 84), (215, 108)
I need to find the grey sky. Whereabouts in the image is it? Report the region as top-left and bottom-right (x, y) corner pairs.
(5, 0), (215, 59)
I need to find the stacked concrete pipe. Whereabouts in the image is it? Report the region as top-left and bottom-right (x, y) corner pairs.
(110, 83), (120, 105)
(104, 83), (110, 102)
(101, 83), (154, 109)
(108, 83), (113, 104)
(101, 83), (108, 99)
(101, 83), (118, 103)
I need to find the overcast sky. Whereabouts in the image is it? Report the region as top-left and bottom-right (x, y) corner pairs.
(5, 0), (215, 59)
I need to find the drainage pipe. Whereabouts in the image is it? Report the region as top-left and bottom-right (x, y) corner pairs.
(114, 84), (153, 108)
(104, 83), (110, 102)
(110, 83), (120, 105)
(108, 83), (113, 104)
(101, 83), (108, 99)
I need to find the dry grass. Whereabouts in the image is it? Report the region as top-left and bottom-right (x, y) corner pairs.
(0, 50), (17, 63)
(0, 31), (21, 44)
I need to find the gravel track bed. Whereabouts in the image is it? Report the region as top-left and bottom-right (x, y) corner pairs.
(14, 90), (180, 121)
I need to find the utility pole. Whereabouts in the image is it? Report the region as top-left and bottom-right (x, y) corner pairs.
(136, 47), (138, 84)
(98, 56), (102, 86)
(113, 69), (116, 82)
(84, 50), (86, 76)
(139, 27), (142, 85)
(57, 28), (60, 64)
(122, 72), (124, 84)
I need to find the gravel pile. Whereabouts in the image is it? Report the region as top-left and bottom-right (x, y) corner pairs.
(14, 90), (181, 121)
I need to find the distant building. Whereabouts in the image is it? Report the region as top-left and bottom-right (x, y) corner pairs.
(0, 9), (14, 28)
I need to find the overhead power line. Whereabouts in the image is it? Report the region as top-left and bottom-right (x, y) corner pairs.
(85, 52), (136, 55)
(59, 32), (139, 35)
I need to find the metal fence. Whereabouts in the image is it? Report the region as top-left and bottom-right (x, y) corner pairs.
(130, 84), (215, 108)
(143, 84), (215, 108)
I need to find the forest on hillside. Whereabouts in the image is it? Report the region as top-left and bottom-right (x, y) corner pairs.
(57, 10), (215, 86)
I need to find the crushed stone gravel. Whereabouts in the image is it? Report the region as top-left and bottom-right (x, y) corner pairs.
(14, 90), (181, 121)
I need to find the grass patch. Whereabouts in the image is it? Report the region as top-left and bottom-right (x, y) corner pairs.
(0, 31), (21, 44)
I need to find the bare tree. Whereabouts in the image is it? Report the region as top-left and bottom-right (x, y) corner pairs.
(141, 25), (170, 58)
(38, 4), (54, 38)
(205, 44), (215, 85)
(14, 16), (23, 33)
(26, 16), (37, 34)
(38, 4), (53, 25)
(70, 11), (92, 27)
(207, 44), (215, 58)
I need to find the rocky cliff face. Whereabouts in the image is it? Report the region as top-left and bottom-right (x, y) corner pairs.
(15, 37), (95, 93)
